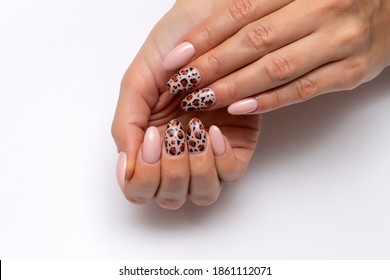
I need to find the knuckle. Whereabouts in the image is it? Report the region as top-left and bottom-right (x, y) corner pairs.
(156, 198), (184, 210)
(244, 22), (273, 51)
(190, 168), (212, 179)
(269, 89), (282, 109)
(318, 0), (355, 13)
(164, 168), (187, 182)
(294, 78), (317, 100)
(195, 24), (216, 48)
(228, 0), (256, 22)
(345, 57), (370, 89)
(206, 52), (223, 75)
(339, 21), (369, 46)
(265, 56), (294, 81)
(225, 79), (239, 101)
(111, 122), (120, 141)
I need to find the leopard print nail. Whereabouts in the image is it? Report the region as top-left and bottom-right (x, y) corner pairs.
(186, 118), (206, 153)
(164, 119), (186, 156)
(167, 67), (201, 95)
(181, 88), (216, 111)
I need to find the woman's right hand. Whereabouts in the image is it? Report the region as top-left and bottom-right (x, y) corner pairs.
(163, 0), (390, 115)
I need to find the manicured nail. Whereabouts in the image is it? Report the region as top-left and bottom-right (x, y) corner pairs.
(209, 125), (225, 156)
(186, 118), (206, 153)
(181, 88), (216, 111)
(116, 151), (126, 191)
(228, 98), (258, 115)
(163, 42), (195, 70)
(142, 126), (161, 164)
(164, 119), (186, 156)
(167, 67), (201, 95)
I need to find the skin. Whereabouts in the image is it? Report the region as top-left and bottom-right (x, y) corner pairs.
(111, 0), (261, 210)
(173, 0), (390, 113)
(113, 0), (390, 209)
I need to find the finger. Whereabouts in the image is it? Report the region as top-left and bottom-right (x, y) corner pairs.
(155, 119), (190, 210)
(184, 29), (349, 111)
(112, 62), (159, 186)
(123, 127), (162, 205)
(229, 57), (370, 114)
(163, 0), (294, 70)
(209, 125), (254, 184)
(186, 118), (222, 206)
(171, 0), (319, 95)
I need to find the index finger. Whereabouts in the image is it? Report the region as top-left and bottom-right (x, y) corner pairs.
(163, 0), (293, 70)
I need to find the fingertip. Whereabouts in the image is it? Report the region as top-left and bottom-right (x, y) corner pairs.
(227, 98), (258, 115)
(209, 125), (226, 156)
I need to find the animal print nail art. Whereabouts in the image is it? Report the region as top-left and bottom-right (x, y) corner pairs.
(186, 118), (207, 153)
(164, 119), (186, 156)
(181, 88), (216, 111)
(167, 67), (201, 95)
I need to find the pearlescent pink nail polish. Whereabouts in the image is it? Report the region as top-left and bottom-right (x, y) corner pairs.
(142, 126), (161, 164)
(116, 152), (127, 191)
(209, 125), (225, 156)
(228, 98), (258, 115)
(163, 42), (195, 70)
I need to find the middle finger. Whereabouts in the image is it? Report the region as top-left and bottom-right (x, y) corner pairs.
(155, 119), (190, 210)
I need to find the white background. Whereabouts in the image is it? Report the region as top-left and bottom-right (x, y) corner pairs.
(0, 0), (389, 259)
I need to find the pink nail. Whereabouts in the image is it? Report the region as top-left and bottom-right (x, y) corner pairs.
(116, 151), (127, 191)
(228, 98), (258, 115)
(209, 125), (225, 156)
(142, 126), (161, 164)
(163, 42), (195, 70)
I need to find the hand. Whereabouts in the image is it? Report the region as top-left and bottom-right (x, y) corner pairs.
(163, 0), (390, 114)
(111, 0), (261, 209)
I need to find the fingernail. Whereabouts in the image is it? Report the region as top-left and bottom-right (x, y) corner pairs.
(181, 88), (216, 111)
(164, 119), (186, 156)
(186, 118), (206, 153)
(167, 67), (201, 95)
(142, 126), (161, 164)
(209, 125), (225, 156)
(163, 42), (195, 70)
(116, 151), (127, 191)
(228, 98), (258, 115)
